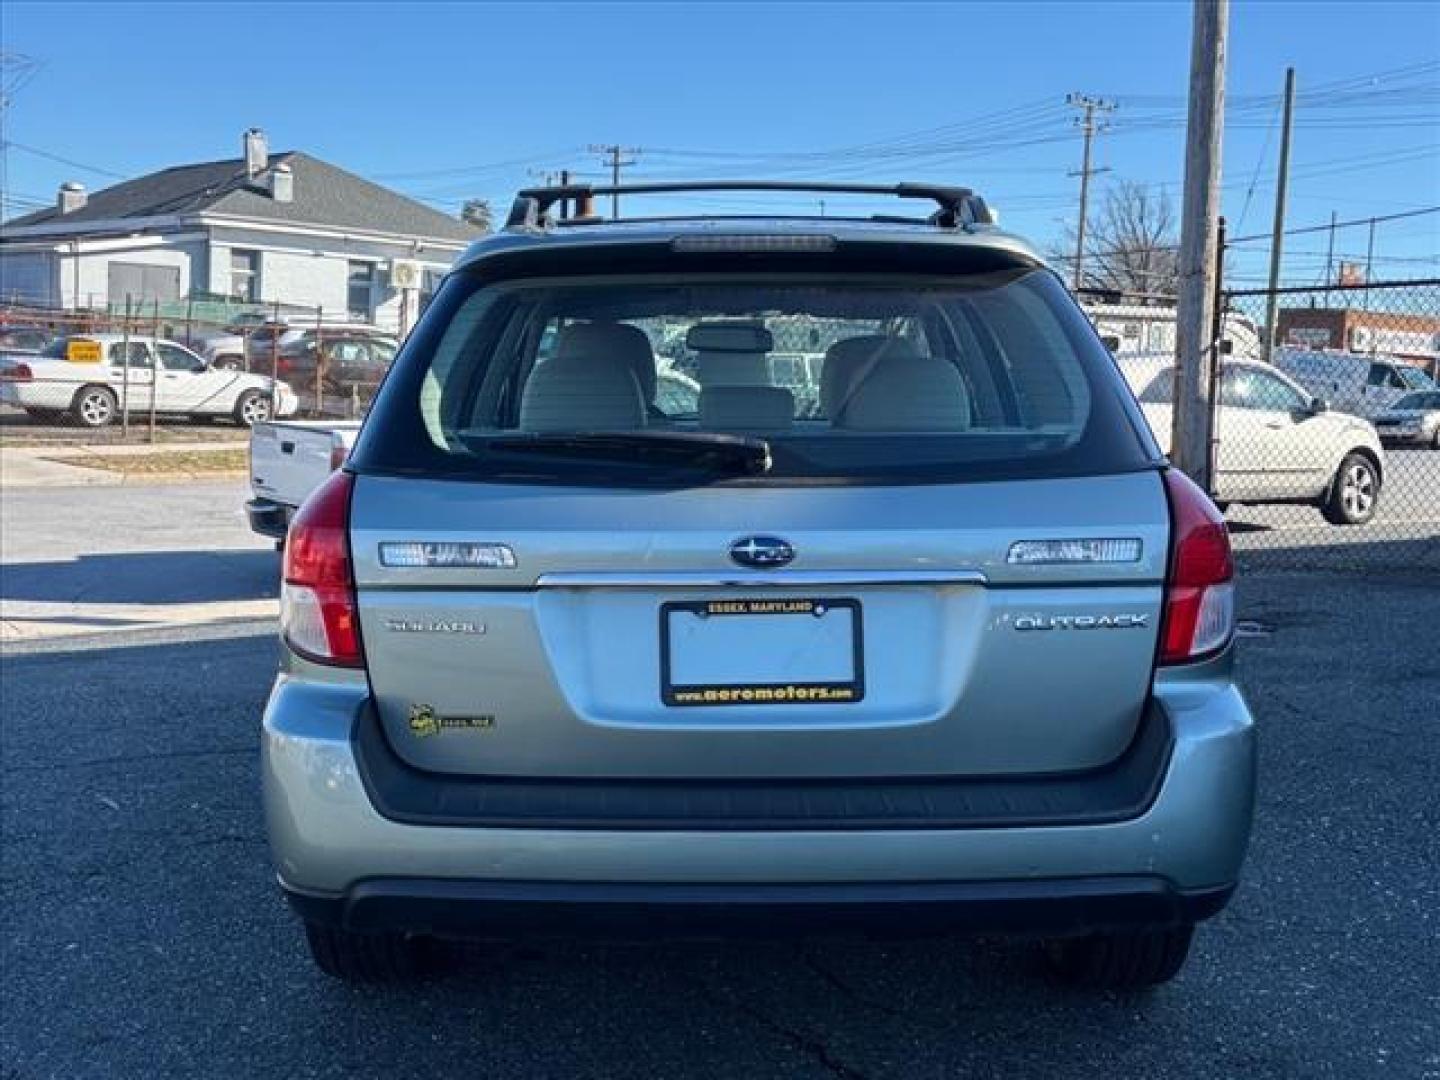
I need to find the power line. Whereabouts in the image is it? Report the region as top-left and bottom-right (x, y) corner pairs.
(1230, 204), (1440, 244)
(1, 139), (129, 180)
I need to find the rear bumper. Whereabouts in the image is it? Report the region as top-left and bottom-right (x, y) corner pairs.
(263, 654), (1257, 930)
(245, 497), (291, 539)
(286, 876), (1234, 940)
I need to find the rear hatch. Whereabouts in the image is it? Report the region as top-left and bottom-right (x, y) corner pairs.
(345, 250), (1168, 782)
(350, 472), (1168, 779)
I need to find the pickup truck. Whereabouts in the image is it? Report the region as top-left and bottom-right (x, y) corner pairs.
(246, 419), (361, 540)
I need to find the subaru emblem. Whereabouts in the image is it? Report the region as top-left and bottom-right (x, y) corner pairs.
(729, 536), (795, 569)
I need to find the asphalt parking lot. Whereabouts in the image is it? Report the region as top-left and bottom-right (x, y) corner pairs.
(2, 483), (1437, 1079)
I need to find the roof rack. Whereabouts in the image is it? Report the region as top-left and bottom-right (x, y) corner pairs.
(503, 180), (993, 232)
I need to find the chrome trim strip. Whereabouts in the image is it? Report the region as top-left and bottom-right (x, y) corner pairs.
(534, 569), (988, 589)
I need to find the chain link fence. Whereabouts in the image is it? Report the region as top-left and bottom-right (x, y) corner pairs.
(1091, 278), (1439, 574)
(1216, 279), (1440, 573)
(0, 297), (396, 443)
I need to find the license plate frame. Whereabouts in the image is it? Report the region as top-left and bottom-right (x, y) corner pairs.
(659, 597), (865, 707)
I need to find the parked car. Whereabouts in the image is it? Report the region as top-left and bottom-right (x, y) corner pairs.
(274, 334), (398, 392)
(0, 334), (299, 427)
(0, 326), (55, 355)
(1121, 357), (1386, 525)
(246, 419), (361, 539)
(244, 322), (390, 371)
(1272, 347), (1435, 420)
(190, 319), (389, 372)
(1372, 390), (1440, 448)
(263, 180), (1256, 990)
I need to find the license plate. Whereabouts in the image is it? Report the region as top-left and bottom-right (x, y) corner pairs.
(660, 597), (864, 707)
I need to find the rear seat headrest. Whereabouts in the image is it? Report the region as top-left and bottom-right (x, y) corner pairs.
(686, 322), (774, 354)
(821, 335), (894, 419)
(555, 321), (657, 403)
(520, 344), (646, 432)
(838, 347), (971, 432)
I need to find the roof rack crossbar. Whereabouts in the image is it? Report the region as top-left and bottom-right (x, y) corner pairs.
(504, 180), (991, 231)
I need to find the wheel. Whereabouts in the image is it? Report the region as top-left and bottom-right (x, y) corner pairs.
(303, 921), (429, 983)
(1046, 925), (1194, 990)
(71, 385), (118, 428)
(233, 389), (272, 427)
(1321, 451), (1380, 525)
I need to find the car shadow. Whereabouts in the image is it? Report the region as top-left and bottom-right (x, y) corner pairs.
(0, 549), (278, 605)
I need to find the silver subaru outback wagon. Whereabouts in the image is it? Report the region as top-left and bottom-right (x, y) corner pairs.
(263, 181), (1255, 988)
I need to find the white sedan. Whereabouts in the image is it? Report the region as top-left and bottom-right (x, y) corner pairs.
(0, 334), (299, 427)
(1120, 357), (1387, 526)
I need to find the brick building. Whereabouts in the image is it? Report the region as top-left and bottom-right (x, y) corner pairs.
(1276, 306), (1440, 372)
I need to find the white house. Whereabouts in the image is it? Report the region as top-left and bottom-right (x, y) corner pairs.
(0, 129), (481, 334)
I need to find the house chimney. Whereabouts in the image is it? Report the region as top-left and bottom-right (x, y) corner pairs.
(57, 181), (87, 214)
(244, 128), (268, 178)
(269, 161), (294, 203)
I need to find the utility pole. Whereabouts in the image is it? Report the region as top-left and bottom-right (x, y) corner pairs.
(588, 144), (640, 218)
(1066, 93), (1116, 290)
(1363, 216), (1376, 312)
(1171, 0), (1228, 490)
(1323, 209), (1337, 296)
(1261, 66), (1296, 365)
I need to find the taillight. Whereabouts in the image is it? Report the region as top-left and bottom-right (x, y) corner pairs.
(280, 470), (362, 666)
(1159, 469), (1235, 664)
(3, 363), (33, 382)
(329, 436), (349, 471)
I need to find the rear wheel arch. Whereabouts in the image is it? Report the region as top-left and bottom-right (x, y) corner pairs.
(1347, 444), (1383, 488)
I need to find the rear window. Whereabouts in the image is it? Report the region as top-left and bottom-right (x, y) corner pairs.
(352, 268), (1155, 485)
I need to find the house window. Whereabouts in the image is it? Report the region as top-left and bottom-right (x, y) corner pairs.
(230, 249), (259, 302)
(347, 261), (375, 322)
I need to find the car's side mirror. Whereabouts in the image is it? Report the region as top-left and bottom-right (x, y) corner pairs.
(1308, 396), (1328, 415)
(193, 362), (208, 373)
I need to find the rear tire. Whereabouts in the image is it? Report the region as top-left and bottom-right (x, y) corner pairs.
(70, 385), (118, 428)
(303, 921), (430, 983)
(1321, 451), (1380, 525)
(1046, 924), (1195, 990)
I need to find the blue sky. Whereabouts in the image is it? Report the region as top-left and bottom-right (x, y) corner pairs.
(3, 1), (1438, 286)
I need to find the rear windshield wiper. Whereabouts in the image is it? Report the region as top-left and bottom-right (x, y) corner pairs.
(477, 431), (773, 475)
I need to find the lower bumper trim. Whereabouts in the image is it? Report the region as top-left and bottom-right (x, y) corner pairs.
(285, 876), (1235, 940)
(245, 498), (290, 540)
